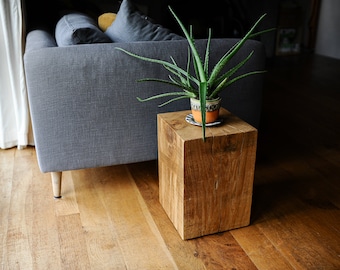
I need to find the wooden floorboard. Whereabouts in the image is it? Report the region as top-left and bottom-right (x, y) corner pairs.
(1, 53), (339, 269)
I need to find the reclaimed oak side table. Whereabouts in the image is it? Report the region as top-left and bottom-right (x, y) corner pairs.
(157, 108), (258, 240)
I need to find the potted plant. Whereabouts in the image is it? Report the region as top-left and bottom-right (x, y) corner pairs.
(116, 6), (273, 140)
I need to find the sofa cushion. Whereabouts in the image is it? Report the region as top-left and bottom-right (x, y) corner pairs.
(105, 0), (184, 42)
(55, 12), (112, 46)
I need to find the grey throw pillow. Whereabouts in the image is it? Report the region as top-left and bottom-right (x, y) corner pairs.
(55, 12), (112, 46)
(105, 0), (184, 42)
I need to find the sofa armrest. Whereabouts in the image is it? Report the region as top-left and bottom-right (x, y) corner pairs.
(25, 30), (57, 53)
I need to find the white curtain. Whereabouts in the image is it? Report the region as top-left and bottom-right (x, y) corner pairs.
(0, 0), (33, 149)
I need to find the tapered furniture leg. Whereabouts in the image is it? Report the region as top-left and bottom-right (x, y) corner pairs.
(51, 172), (62, 199)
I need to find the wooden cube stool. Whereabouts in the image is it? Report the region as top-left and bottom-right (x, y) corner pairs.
(157, 108), (258, 240)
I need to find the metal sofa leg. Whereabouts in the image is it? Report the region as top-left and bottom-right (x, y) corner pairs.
(51, 172), (62, 199)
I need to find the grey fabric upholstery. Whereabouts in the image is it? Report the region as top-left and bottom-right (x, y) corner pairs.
(25, 30), (57, 53)
(55, 12), (112, 46)
(24, 30), (265, 173)
(105, 0), (184, 42)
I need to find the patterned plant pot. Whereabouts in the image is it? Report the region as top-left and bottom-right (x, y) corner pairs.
(190, 97), (222, 123)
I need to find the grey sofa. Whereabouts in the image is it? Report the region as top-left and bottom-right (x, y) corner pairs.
(24, 29), (265, 198)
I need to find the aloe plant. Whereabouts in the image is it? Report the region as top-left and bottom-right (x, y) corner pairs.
(116, 6), (274, 140)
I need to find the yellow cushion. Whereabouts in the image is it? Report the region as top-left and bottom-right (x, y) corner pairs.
(98, 13), (117, 31)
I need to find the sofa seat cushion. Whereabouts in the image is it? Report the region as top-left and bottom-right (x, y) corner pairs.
(55, 12), (112, 46)
(105, 0), (184, 43)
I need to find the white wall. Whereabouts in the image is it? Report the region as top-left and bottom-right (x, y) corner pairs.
(315, 0), (340, 59)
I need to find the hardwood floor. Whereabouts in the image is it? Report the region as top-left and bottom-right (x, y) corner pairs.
(1, 53), (339, 269)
